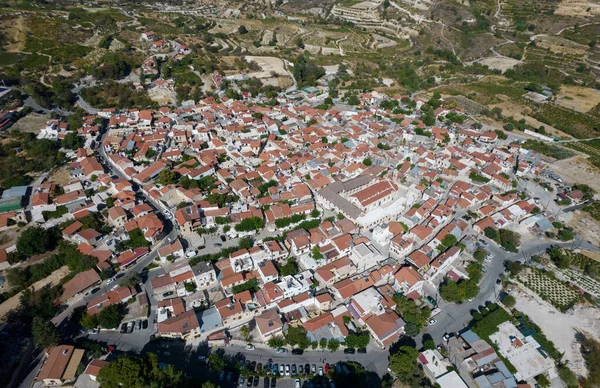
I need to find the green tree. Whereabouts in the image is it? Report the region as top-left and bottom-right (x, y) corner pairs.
(286, 326), (310, 349)
(17, 227), (55, 256)
(484, 227), (498, 240)
(279, 259), (299, 276)
(441, 234), (458, 247)
(503, 294), (516, 307)
(267, 335), (285, 349)
(235, 217), (264, 232)
(240, 325), (250, 341)
(238, 25), (248, 34)
(312, 246), (323, 260)
(327, 339), (340, 352)
(558, 365), (579, 388)
(97, 304), (124, 329)
(423, 338), (436, 350)
(238, 237), (253, 250)
(80, 312), (99, 330)
(320, 338), (328, 349)
(32, 316), (61, 349)
(119, 273), (141, 288)
(473, 248), (487, 261)
(62, 132), (84, 150)
(208, 353), (225, 371)
(157, 169), (177, 185)
(389, 346), (419, 375)
(362, 158), (373, 166)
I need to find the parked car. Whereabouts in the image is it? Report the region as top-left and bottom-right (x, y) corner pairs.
(271, 378), (276, 388)
(311, 364), (316, 374)
(305, 363), (310, 375)
(214, 243), (222, 247)
(247, 376), (253, 387)
(257, 363), (262, 373)
(142, 320), (148, 329)
(137, 320), (142, 330)
(226, 371), (233, 382)
(279, 364), (284, 375)
(428, 319), (437, 325)
(443, 333), (454, 341)
(325, 364), (330, 374)
(272, 364), (278, 375)
(246, 344), (255, 350)
(318, 367), (323, 376)
(291, 364), (297, 375)
(127, 322), (134, 333)
(253, 376), (259, 387)
(357, 348), (367, 354)
(250, 361), (256, 372)
(162, 291), (174, 298)
(298, 364), (303, 375)
(120, 323), (128, 333)
(219, 371), (225, 381)
(292, 348), (303, 355)
(295, 379), (301, 388)
(263, 377), (269, 388)
(239, 376), (245, 386)
(285, 364), (290, 376)
(276, 347), (287, 354)
(106, 277), (115, 285)
(220, 235), (226, 242)
(87, 328), (99, 335)
(343, 348), (355, 354)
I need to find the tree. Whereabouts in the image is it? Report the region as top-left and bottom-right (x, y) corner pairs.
(312, 246), (323, 260)
(389, 346), (419, 375)
(32, 316), (61, 349)
(235, 217), (264, 232)
(344, 333), (370, 349)
(286, 326), (310, 349)
(80, 312), (99, 330)
(97, 353), (185, 388)
(558, 365), (579, 388)
(267, 335), (285, 349)
(423, 338), (436, 350)
(62, 132), (84, 150)
(535, 374), (551, 388)
(320, 338), (328, 349)
(157, 169), (177, 185)
(279, 259), (299, 276)
(240, 325), (250, 341)
(503, 294), (516, 307)
(362, 158), (373, 167)
(473, 248), (487, 261)
(484, 227), (498, 240)
(238, 237), (253, 250)
(120, 273), (140, 288)
(17, 227), (55, 256)
(208, 353), (225, 371)
(327, 339), (340, 352)
(97, 304), (124, 329)
(441, 234), (458, 248)
(238, 25), (248, 34)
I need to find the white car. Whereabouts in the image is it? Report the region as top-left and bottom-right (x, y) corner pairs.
(428, 319), (437, 326)
(285, 365), (290, 376)
(106, 277), (115, 285)
(295, 379), (301, 388)
(245, 344), (255, 350)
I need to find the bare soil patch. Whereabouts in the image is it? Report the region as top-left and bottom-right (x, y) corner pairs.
(556, 85), (600, 115)
(49, 165), (73, 186)
(566, 212), (600, 247)
(534, 35), (589, 55)
(1, 16), (28, 52)
(548, 154), (600, 192)
(488, 98), (570, 139)
(555, 0), (600, 17)
(10, 113), (48, 134)
(512, 285), (600, 377)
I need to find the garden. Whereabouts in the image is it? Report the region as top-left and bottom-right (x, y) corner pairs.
(518, 267), (581, 312)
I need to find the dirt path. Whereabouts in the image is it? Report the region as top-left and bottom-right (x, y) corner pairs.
(0, 266), (70, 320)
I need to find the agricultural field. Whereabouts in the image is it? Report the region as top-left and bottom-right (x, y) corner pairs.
(518, 267), (582, 312)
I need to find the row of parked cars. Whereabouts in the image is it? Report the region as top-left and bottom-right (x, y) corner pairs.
(119, 319), (148, 333)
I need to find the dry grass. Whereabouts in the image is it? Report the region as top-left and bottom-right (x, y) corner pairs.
(49, 165), (72, 185)
(10, 113), (48, 134)
(556, 85), (600, 115)
(1, 16), (28, 52)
